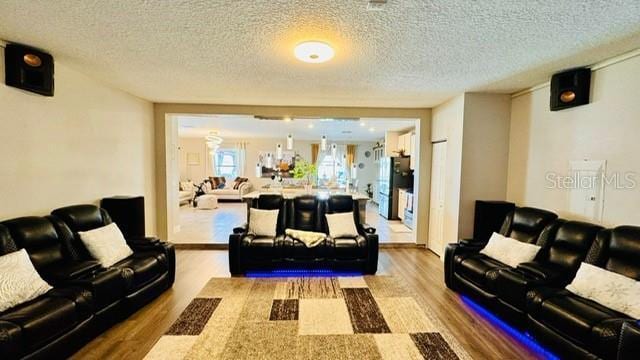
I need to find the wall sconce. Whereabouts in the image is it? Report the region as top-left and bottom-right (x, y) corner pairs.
(331, 143), (337, 159)
(255, 163), (262, 178)
(276, 143), (283, 160)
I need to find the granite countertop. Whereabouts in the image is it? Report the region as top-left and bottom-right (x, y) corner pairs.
(243, 190), (369, 200)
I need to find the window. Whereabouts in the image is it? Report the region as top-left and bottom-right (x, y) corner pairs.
(317, 154), (347, 184)
(215, 149), (239, 178)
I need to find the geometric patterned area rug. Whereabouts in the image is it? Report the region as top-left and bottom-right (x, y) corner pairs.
(144, 276), (472, 360)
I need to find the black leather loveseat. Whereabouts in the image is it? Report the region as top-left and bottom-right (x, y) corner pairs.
(0, 204), (174, 360)
(445, 206), (640, 359)
(229, 194), (378, 275)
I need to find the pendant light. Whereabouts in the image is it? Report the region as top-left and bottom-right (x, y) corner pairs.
(331, 143), (338, 159)
(266, 152), (273, 169)
(286, 134), (294, 150)
(276, 143), (283, 160)
(320, 135), (327, 151)
(351, 164), (357, 180)
(256, 163), (262, 178)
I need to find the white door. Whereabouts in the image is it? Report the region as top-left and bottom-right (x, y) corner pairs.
(428, 142), (447, 256)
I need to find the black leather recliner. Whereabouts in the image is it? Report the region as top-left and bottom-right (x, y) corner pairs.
(229, 194), (378, 274)
(526, 226), (640, 359)
(0, 204), (175, 360)
(0, 224), (95, 360)
(489, 221), (603, 326)
(51, 204), (175, 311)
(444, 207), (558, 308)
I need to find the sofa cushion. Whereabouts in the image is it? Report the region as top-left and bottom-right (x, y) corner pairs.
(210, 188), (239, 196)
(242, 234), (284, 259)
(535, 292), (625, 346)
(458, 253), (507, 287)
(283, 236), (328, 259)
(331, 236), (367, 260)
(113, 252), (165, 290)
(0, 320), (23, 359)
(41, 259), (102, 284)
(0, 290), (89, 351)
(0, 249), (53, 313)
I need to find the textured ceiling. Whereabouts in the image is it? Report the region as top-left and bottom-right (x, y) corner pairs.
(178, 115), (416, 141)
(1, 1), (640, 107)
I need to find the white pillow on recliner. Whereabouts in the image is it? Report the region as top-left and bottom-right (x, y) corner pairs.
(325, 212), (359, 238)
(567, 262), (640, 319)
(0, 249), (52, 312)
(78, 223), (133, 267)
(248, 208), (279, 237)
(480, 232), (541, 268)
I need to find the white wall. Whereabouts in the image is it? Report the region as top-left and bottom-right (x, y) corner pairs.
(431, 93), (511, 244)
(431, 95), (465, 245)
(0, 51), (157, 233)
(177, 136), (378, 193)
(459, 93), (511, 238)
(507, 54), (640, 226)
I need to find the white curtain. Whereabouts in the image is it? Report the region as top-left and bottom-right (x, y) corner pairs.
(236, 141), (247, 176)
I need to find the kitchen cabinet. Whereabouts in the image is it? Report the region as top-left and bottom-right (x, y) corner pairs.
(384, 131), (400, 157)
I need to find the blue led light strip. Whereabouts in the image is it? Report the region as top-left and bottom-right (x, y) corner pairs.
(244, 269), (363, 278)
(460, 296), (560, 360)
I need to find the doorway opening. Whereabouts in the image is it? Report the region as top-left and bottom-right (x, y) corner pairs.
(165, 114), (423, 245)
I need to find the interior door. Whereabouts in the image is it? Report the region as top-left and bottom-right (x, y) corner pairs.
(428, 142), (447, 257)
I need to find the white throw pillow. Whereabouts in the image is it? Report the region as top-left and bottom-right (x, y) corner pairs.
(567, 262), (640, 319)
(325, 212), (359, 238)
(248, 208), (279, 237)
(0, 249), (52, 312)
(78, 223), (133, 267)
(480, 232), (541, 268)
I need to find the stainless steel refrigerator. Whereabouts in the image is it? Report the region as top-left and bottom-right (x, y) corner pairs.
(378, 157), (412, 219)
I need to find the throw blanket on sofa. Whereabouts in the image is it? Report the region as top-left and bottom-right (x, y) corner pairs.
(285, 228), (326, 248)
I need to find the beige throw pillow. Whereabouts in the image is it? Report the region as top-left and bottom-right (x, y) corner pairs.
(480, 232), (541, 268)
(325, 212), (359, 238)
(249, 208), (279, 237)
(78, 223), (133, 267)
(0, 249), (52, 312)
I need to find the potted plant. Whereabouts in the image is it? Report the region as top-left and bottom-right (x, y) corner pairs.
(292, 159), (317, 193)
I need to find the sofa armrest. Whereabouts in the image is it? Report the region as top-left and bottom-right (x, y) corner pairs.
(619, 321), (640, 360)
(229, 232), (245, 275)
(458, 238), (488, 250)
(360, 223), (376, 234)
(364, 233), (379, 274)
(238, 182), (252, 197)
(126, 236), (175, 286)
(233, 223), (248, 234)
(444, 242), (482, 290)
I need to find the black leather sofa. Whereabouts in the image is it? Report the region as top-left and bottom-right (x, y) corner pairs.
(0, 205), (174, 360)
(229, 194), (378, 275)
(527, 226), (640, 359)
(445, 206), (640, 359)
(445, 207), (559, 308)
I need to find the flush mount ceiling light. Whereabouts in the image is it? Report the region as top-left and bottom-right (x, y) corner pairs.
(294, 41), (334, 63)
